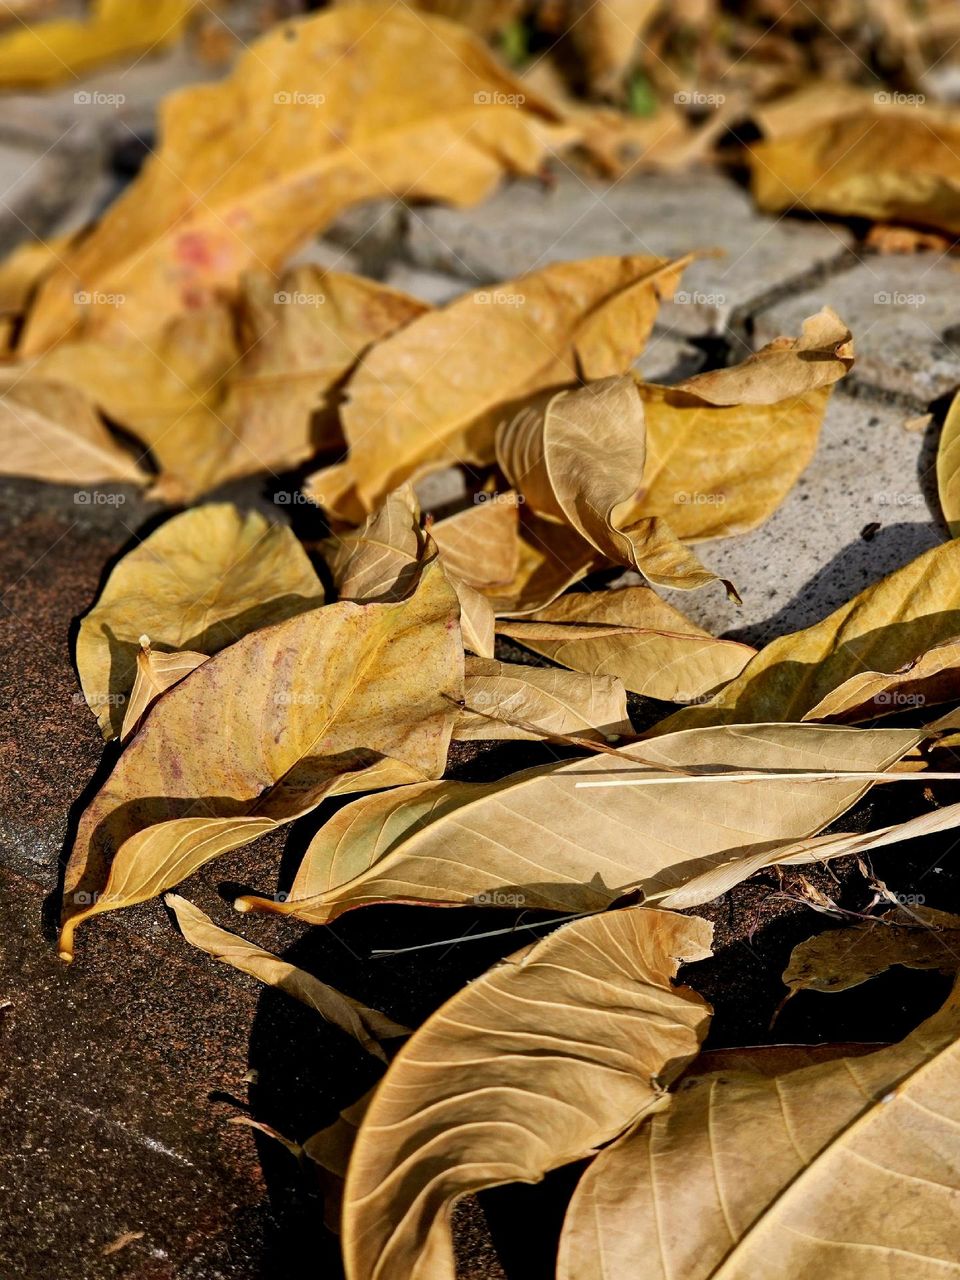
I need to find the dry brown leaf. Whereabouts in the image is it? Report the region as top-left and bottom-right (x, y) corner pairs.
(34, 267), (427, 501)
(119, 640), (208, 742)
(20, 6), (575, 353)
(569, 0), (660, 94)
(628, 308), (853, 541)
(77, 504), (324, 739)
(236, 723), (916, 924)
(429, 496), (520, 589)
(304, 1088), (376, 1233)
(341, 907), (713, 1280)
(449, 576), (496, 658)
(782, 906), (960, 997)
(750, 89), (960, 236)
(481, 511), (603, 616)
(0, 235), (73, 320)
(937, 389), (960, 538)
(497, 586), (754, 701)
(309, 254), (691, 518)
(166, 894), (408, 1060)
(323, 485), (427, 605)
(497, 376), (735, 597)
(455, 655), (630, 741)
(558, 974), (960, 1280)
(658, 540), (960, 732)
(0, 377), (147, 489)
(59, 551), (462, 960)
(322, 484), (498, 655)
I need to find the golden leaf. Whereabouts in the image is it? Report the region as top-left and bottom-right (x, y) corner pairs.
(341, 908), (713, 1280)
(77, 504), (324, 739)
(498, 585), (755, 701)
(20, 5), (575, 352)
(558, 976), (960, 1279)
(61, 551), (462, 960)
(237, 724), (916, 924)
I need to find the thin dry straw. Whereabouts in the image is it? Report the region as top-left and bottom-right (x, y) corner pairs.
(573, 769), (960, 788)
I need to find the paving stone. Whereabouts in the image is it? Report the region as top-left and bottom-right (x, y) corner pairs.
(404, 168), (855, 338)
(651, 393), (942, 646)
(326, 198), (409, 276)
(751, 251), (960, 407)
(285, 234), (361, 275)
(0, 37), (238, 145)
(635, 330), (706, 383)
(0, 131), (101, 252)
(382, 262), (466, 305)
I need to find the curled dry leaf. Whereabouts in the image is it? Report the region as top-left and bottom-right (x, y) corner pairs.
(0, 378), (147, 488)
(34, 267), (427, 501)
(497, 586), (755, 701)
(497, 376), (735, 597)
(937, 389), (960, 538)
(119, 640), (208, 742)
(558, 974), (960, 1280)
(20, 5), (575, 353)
(801, 635), (960, 724)
(323, 485), (427, 605)
(632, 307), (854, 541)
(166, 894), (407, 1061)
(658, 798), (960, 912)
(322, 485), (496, 655)
(308, 254), (691, 519)
(77, 504), (324, 739)
(454, 656), (631, 742)
(59, 552), (462, 960)
(782, 906), (960, 997)
(483, 510), (603, 616)
(658, 539), (960, 731)
(236, 724), (916, 924)
(341, 907), (714, 1280)
(750, 88), (960, 236)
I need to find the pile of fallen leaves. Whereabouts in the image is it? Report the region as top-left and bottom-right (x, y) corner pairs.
(7, 4), (960, 1278)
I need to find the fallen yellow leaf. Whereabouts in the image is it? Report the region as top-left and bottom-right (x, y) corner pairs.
(77, 503), (324, 739)
(20, 5), (575, 353)
(61, 551), (462, 959)
(341, 908), (713, 1280)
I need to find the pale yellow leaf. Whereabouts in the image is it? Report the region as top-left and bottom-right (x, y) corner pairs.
(21, 6), (575, 352)
(341, 907), (713, 1280)
(497, 376), (735, 596)
(77, 504), (324, 739)
(659, 540), (960, 731)
(455, 655), (631, 741)
(0, 378), (147, 488)
(316, 254), (691, 517)
(60, 552), (462, 960)
(632, 308), (853, 541)
(166, 894), (407, 1060)
(498, 586), (754, 701)
(0, 0), (201, 87)
(119, 641), (208, 742)
(236, 724), (916, 924)
(558, 975), (960, 1280)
